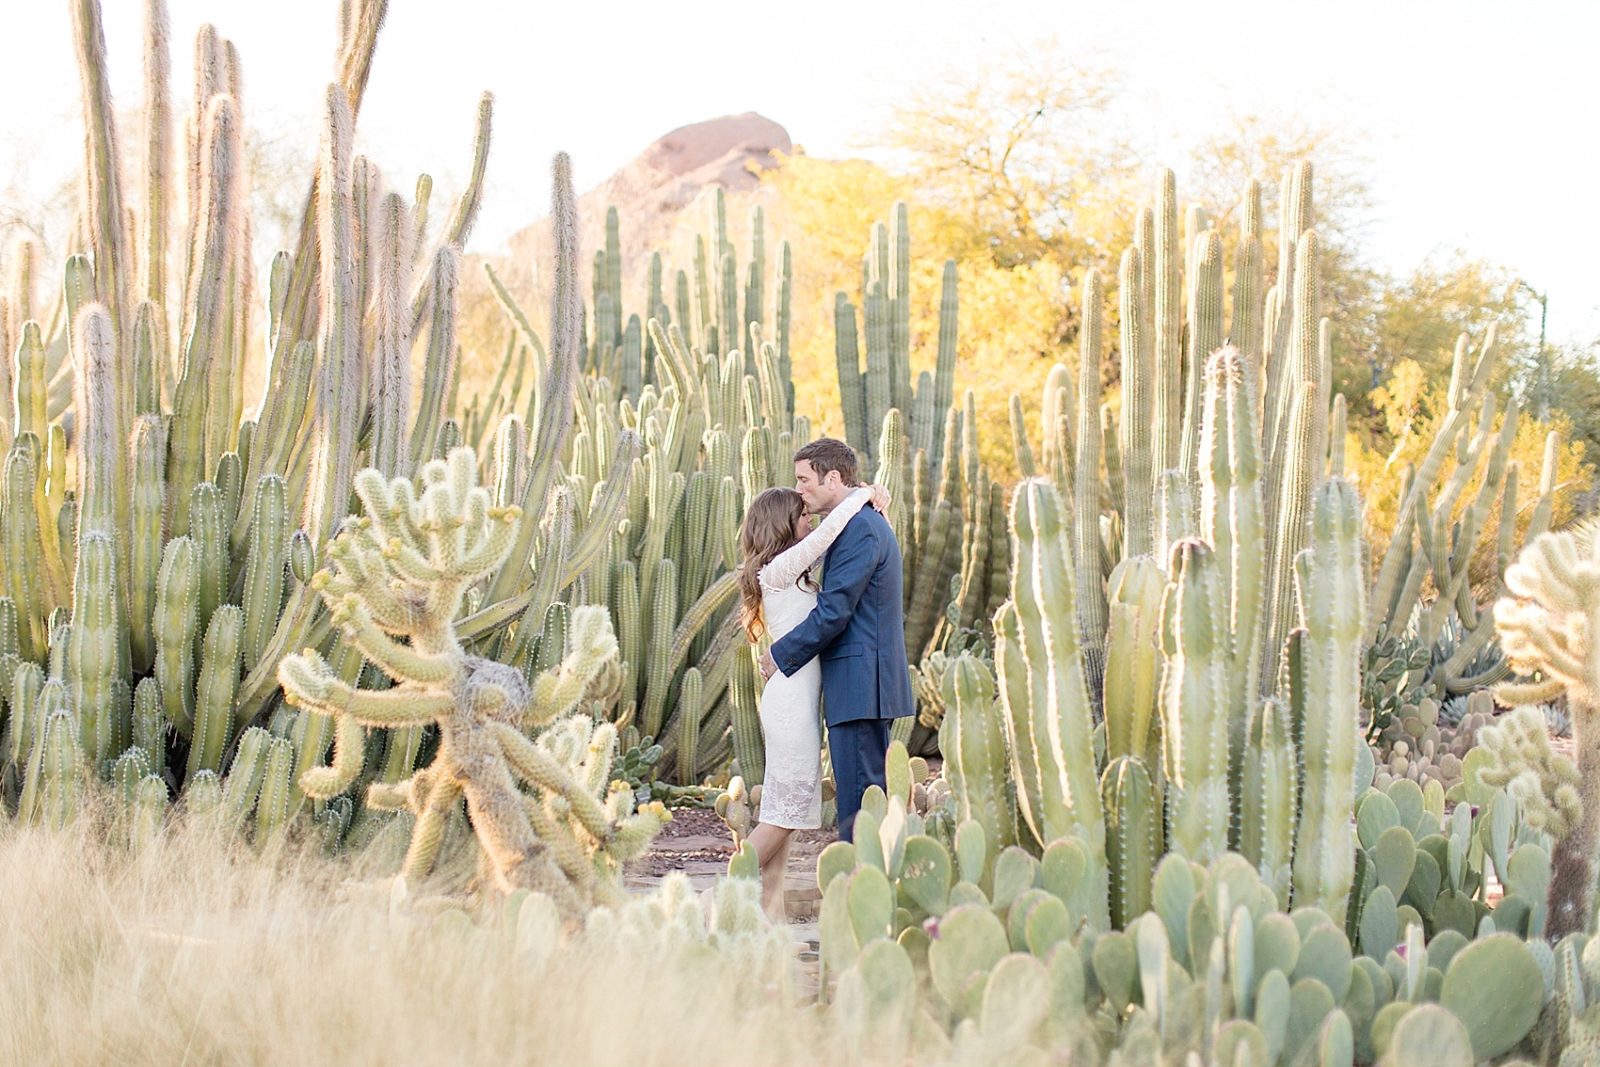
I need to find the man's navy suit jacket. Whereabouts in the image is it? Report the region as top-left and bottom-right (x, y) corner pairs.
(770, 504), (916, 725)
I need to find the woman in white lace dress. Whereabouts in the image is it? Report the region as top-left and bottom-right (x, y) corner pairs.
(735, 482), (888, 919)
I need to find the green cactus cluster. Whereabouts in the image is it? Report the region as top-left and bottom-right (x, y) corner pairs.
(1370, 690), (1496, 796)
(990, 168), (1556, 786)
(818, 776), (1555, 1065)
(806, 176), (1579, 1055)
(833, 203), (957, 474)
(823, 207), (1005, 749)
(2, 3), (503, 833)
(0, 1), (694, 883)
(476, 181), (811, 790)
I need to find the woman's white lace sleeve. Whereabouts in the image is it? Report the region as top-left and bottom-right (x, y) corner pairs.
(758, 487), (872, 591)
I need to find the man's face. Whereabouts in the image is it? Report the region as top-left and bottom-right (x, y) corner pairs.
(794, 460), (839, 514)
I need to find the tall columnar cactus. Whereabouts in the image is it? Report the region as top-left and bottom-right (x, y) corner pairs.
(470, 185), (819, 783)
(1495, 526), (1600, 939)
(993, 479), (1108, 928)
(279, 448), (667, 908)
(833, 204), (957, 472)
(1152, 169), (1181, 473)
(1197, 346), (1266, 819)
(1102, 753), (1159, 928)
(1158, 539), (1232, 865)
(1260, 231), (1325, 693)
(1073, 270), (1107, 705)
(938, 653), (1017, 870)
(1103, 556), (1164, 764)
(1119, 246), (1155, 561)
(1289, 478), (1364, 921)
(1239, 696), (1296, 904)
(0, 0), (659, 843)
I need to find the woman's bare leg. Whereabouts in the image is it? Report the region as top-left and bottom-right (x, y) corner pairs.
(745, 823), (794, 923)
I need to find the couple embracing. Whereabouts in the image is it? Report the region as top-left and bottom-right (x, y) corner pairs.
(734, 438), (915, 917)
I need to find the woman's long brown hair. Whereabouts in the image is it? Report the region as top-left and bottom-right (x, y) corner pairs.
(737, 487), (814, 643)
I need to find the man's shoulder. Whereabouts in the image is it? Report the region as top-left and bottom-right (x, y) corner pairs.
(843, 503), (891, 540)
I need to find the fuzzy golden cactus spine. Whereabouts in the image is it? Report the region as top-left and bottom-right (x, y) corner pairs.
(1289, 478), (1363, 920)
(1495, 527), (1600, 938)
(280, 447), (665, 907)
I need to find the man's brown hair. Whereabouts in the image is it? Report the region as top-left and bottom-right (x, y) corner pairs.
(793, 438), (860, 486)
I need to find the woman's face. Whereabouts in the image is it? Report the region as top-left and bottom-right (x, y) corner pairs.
(792, 509), (811, 541)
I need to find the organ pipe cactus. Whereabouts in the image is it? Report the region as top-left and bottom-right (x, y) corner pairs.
(279, 448), (667, 908)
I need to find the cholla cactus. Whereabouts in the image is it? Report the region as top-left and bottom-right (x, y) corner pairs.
(1476, 705), (1581, 839)
(279, 447), (667, 911)
(1495, 527), (1600, 937)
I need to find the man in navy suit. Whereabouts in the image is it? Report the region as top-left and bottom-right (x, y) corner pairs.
(759, 438), (916, 842)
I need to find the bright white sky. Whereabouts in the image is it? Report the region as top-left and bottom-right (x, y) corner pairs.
(4, 0), (1598, 344)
